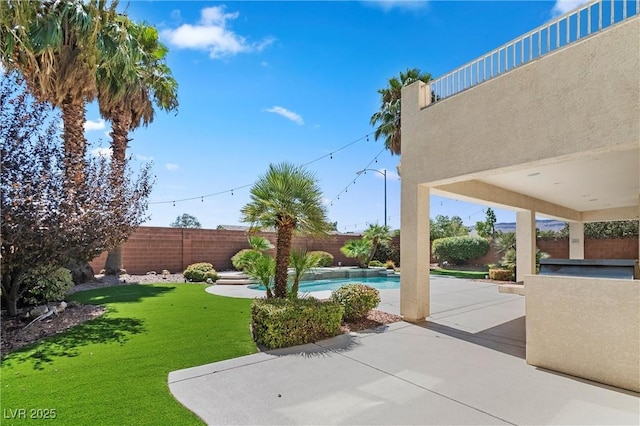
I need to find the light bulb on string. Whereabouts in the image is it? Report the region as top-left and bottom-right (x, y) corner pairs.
(330, 153), (333, 159)
(173, 201), (175, 207)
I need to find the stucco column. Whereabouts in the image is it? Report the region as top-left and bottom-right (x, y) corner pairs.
(569, 222), (585, 259)
(400, 184), (430, 322)
(516, 210), (536, 282)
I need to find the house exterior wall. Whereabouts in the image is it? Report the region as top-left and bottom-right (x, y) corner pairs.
(525, 275), (640, 392)
(401, 17), (639, 190)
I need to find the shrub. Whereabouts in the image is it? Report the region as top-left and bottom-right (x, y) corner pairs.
(368, 260), (385, 268)
(384, 260), (396, 270)
(22, 266), (74, 305)
(432, 236), (490, 265)
(251, 298), (343, 349)
(231, 249), (262, 271)
(489, 268), (514, 281)
(183, 262), (218, 282)
(308, 251), (334, 267)
(330, 283), (380, 321)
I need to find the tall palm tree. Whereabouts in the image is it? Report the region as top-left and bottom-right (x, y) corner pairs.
(241, 163), (333, 298)
(97, 19), (178, 275)
(370, 68), (432, 156)
(363, 224), (391, 264)
(0, 0), (118, 188)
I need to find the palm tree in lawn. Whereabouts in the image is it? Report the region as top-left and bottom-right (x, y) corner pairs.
(96, 19), (178, 275)
(370, 68), (432, 156)
(241, 163), (333, 298)
(0, 0), (118, 188)
(363, 224), (391, 265)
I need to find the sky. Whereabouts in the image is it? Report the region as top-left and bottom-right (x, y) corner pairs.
(81, 0), (590, 232)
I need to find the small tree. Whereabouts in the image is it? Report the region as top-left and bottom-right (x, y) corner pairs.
(475, 208), (497, 239)
(170, 213), (201, 228)
(1, 73), (152, 316)
(340, 239), (372, 268)
(430, 215), (469, 241)
(241, 163), (333, 298)
(289, 250), (322, 295)
(363, 224), (391, 265)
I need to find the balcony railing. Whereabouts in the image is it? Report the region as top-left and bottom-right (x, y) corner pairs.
(428, 0), (639, 104)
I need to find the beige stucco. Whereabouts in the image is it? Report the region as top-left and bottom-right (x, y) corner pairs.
(525, 275), (640, 392)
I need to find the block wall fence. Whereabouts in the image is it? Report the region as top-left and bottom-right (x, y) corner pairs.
(90, 226), (639, 275)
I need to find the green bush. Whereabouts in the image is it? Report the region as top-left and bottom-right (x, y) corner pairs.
(183, 262), (218, 282)
(330, 283), (380, 321)
(368, 260), (385, 268)
(308, 251), (334, 267)
(432, 236), (490, 265)
(251, 298), (343, 349)
(231, 249), (262, 271)
(22, 266), (74, 305)
(489, 268), (514, 281)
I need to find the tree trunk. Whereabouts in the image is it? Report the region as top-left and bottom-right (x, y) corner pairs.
(60, 95), (88, 190)
(274, 222), (294, 298)
(104, 245), (123, 275)
(104, 109), (131, 275)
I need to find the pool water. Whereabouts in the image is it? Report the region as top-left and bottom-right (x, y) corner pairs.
(250, 276), (400, 292)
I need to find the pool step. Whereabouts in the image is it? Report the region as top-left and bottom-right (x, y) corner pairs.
(216, 271), (256, 286)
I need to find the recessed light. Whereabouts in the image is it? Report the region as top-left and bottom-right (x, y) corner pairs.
(527, 172), (540, 177)
(588, 198), (598, 202)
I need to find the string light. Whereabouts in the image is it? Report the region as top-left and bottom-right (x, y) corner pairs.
(149, 130), (376, 205)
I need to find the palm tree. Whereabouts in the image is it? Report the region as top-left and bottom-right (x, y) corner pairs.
(289, 250), (322, 296)
(241, 163), (333, 298)
(97, 19), (178, 275)
(248, 235), (274, 252)
(0, 0), (118, 188)
(370, 68), (432, 155)
(363, 224), (391, 265)
(340, 239), (372, 268)
(244, 253), (276, 299)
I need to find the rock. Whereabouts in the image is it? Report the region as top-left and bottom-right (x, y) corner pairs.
(29, 305), (49, 317)
(161, 269), (170, 275)
(119, 269), (127, 275)
(146, 271), (157, 275)
(57, 301), (67, 313)
(99, 269), (106, 274)
(206, 278), (214, 284)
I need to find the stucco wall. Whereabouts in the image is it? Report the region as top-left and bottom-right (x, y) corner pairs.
(525, 275), (640, 392)
(402, 17), (639, 188)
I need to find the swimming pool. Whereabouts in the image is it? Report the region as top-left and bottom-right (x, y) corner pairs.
(250, 276), (400, 292)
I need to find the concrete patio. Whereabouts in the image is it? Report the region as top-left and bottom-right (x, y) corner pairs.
(170, 277), (639, 425)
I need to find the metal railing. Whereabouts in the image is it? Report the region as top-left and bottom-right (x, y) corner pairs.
(428, 0), (639, 104)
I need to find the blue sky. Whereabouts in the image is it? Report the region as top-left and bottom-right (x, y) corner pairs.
(82, 0), (587, 231)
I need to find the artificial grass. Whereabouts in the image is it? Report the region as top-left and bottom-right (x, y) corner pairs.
(430, 268), (488, 279)
(1, 284), (256, 425)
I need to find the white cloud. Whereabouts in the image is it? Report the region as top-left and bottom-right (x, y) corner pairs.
(90, 147), (112, 158)
(364, 1), (429, 12)
(161, 6), (274, 59)
(166, 163), (180, 171)
(265, 106), (304, 125)
(552, 0), (591, 16)
(84, 118), (106, 131)
(136, 154), (154, 162)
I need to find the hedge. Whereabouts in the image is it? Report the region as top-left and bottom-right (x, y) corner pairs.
(432, 236), (490, 265)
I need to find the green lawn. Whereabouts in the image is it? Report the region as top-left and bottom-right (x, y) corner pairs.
(1, 284), (257, 425)
(430, 268), (488, 279)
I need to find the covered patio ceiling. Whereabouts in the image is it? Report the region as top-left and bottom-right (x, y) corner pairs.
(430, 146), (639, 223)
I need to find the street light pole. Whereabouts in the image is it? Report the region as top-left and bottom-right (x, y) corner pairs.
(356, 168), (387, 227)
